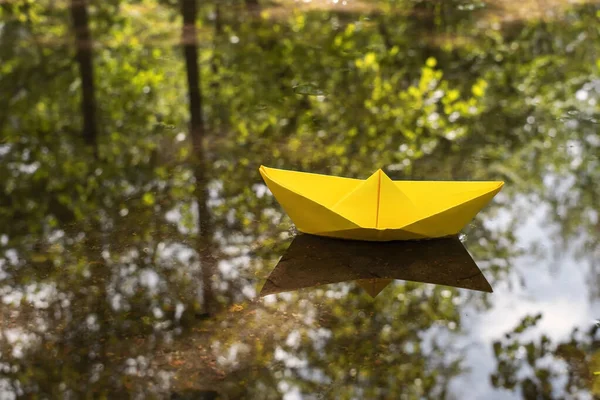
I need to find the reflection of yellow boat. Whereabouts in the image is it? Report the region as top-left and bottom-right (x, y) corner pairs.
(259, 166), (504, 241)
(260, 234), (493, 297)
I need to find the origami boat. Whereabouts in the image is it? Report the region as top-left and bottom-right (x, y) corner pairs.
(259, 166), (504, 241)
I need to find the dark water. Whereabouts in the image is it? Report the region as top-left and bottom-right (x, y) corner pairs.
(1, 0), (599, 398)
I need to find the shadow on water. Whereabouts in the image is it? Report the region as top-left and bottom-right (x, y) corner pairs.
(260, 234), (492, 296)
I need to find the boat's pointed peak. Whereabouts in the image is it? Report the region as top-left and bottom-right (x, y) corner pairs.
(368, 168), (389, 179)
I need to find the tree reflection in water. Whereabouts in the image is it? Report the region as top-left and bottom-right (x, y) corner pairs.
(0, 0), (599, 398)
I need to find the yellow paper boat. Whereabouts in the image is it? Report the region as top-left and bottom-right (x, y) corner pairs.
(259, 166), (504, 241)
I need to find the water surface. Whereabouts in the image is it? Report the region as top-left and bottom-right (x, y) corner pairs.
(1, 0), (599, 398)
